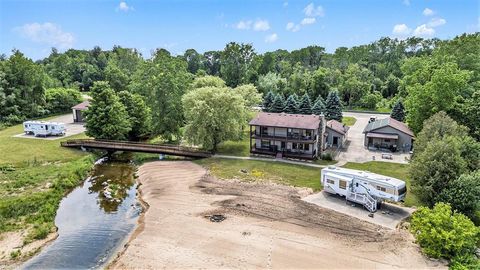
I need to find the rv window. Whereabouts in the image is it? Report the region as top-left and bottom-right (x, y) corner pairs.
(41, 126), (44, 128)
(24, 125), (27, 128)
(326, 179), (334, 185)
(376, 186), (386, 192)
(384, 139), (390, 143)
(339, 180), (347, 190)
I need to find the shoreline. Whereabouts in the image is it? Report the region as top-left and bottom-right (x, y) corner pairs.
(109, 160), (444, 269)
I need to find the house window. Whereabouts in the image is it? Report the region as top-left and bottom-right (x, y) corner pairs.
(326, 179), (335, 185)
(261, 140), (270, 148)
(376, 186), (386, 192)
(339, 180), (347, 190)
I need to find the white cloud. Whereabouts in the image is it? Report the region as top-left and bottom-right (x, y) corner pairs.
(303, 3), (325, 17)
(301, 17), (316, 25)
(13, 22), (74, 48)
(253, 20), (270, 31)
(402, 0), (410, 6)
(392, 23), (412, 36)
(235, 20), (252, 30)
(427, 17), (446, 27)
(265, 33), (278, 43)
(286, 22), (300, 32)
(117, 1), (133, 12)
(423, 8), (434, 16)
(413, 24), (435, 37)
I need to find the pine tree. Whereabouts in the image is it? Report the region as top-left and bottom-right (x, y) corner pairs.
(313, 95), (325, 107)
(311, 98), (326, 115)
(325, 91), (342, 121)
(391, 99), (406, 122)
(298, 93), (312, 114)
(262, 91), (275, 112)
(283, 94), (299, 114)
(270, 94), (286, 113)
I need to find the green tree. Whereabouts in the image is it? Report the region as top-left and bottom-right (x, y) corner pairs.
(438, 171), (480, 221)
(191, 75), (226, 88)
(390, 99), (406, 122)
(104, 61), (129, 92)
(359, 91), (382, 110)
(84, 81), (131, 140)
(262, 91), (275, 112)
(220, 42), (256, 87)
(45, 88), (82, 114)
(183, 49), (204, 74)
(410, 137), (466, 207)
(283, 94), (299, 114)
(118, 91), (151, 141)
(403, 58), (471, 133)
(297, 93), (312, 114)
(182, 86), (247, 152)
(130, 49), (191, 140)
(410, 203), (479, 260)
(324, 91), (342, 121)
(234, 84), (262, 108)
(269, 94), (285, 113)
(257, 72), (287, 94)
(311, 97), (326, 115)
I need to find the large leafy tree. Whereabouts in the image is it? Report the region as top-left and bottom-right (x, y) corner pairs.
(118, 91), (151, 141)
(192, 75), (226, 89)
(220, 42), (256, 87)
(234, 84), (262, 108)
(45, 88), (82, 114)
(257, 72), (287, 94)
(183, 49), (204, 74)
(390, 99), (406, 122)
(182, 86), (247, 152)
(84, 81), (131, 140)
(130, 49), (191, 140)
(403, 58), (471, 133)
(324, 91), (342, 121)
(438, 171), (480, 221)
(297, 93), (312, 114)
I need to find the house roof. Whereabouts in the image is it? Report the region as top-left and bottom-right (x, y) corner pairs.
(326, 120), (349, 135)
(72, 100), (90, 110)
(363, 117), (414, 137)
(249, 112), (321, 129)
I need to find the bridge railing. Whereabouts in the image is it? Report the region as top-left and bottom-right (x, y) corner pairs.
(61, 139), (213, 155)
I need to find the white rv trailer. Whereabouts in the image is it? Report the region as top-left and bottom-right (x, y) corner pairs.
(321, 166), (406, 212)
(23, 121), (66, 137)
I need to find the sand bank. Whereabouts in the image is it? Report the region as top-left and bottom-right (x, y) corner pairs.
(110, 161), (443, 269)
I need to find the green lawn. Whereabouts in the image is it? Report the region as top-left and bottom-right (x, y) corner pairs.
(216, 131), (251, 157)
(341, 116), (357, 126)
(194, 158), (322, 191)
(0, 120), (93, 251)
(341, 161), (420, 207)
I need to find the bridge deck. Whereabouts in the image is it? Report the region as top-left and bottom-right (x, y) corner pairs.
(61, 139), (212, 158)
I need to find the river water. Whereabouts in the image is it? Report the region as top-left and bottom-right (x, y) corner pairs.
(22, 158), (141, 269)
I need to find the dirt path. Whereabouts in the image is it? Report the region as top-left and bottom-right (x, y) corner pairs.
(110, 161), (443, 269)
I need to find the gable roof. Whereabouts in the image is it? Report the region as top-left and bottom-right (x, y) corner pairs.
(363, 117), (414, 137)
(72, 100), (90, 110)
(326, 120), (349, 135)
(249, 112), (321, 129)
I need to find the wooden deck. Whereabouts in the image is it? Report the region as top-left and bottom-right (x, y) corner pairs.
(61, 139), (212, 158)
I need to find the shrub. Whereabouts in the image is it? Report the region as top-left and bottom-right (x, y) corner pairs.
(321, 152), (333, 161)
(449, 254), (480, 270)
(410, 203), (479, 260)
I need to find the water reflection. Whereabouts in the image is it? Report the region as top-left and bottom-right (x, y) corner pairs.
(22, 157), (141, 270)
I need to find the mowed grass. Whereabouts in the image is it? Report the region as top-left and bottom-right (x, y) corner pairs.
(216, 131), (250, 157)
(341, 161), (420, 207)
(194, 158), (322, 191)
(341, 116), (357, 126)
(0, 119), (93, 247)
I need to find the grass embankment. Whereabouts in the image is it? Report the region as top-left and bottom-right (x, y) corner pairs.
(194, 158), (322, 191)
(0, 120), (92, 251)
(341, 116), (357, 126)
(342, 161), (420, 207)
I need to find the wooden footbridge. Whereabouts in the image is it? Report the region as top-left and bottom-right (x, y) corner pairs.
(61, 139), (212, 158)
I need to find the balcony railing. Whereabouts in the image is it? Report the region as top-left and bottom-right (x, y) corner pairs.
(251, 132), (315, 142)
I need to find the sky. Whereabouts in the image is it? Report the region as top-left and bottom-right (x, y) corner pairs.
(1, 0), (479, 60)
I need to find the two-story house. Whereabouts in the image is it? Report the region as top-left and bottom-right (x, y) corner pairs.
(249, 112), (326, 160)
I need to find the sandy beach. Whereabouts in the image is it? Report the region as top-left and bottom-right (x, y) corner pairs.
(110, 161), (444, 269)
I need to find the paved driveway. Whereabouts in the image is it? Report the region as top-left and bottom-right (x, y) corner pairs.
(337, 112), (410, 164)
(13, 114), (85, 140)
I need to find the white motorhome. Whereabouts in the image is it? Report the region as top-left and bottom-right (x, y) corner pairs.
(321, 166), (406, 212)
(23, 121), (66, 137)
